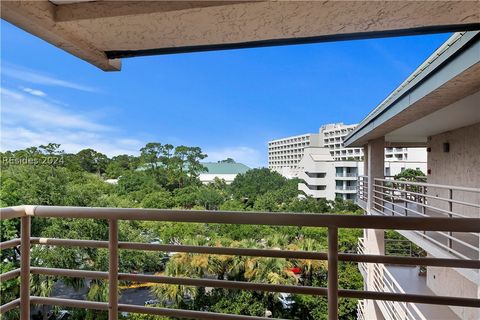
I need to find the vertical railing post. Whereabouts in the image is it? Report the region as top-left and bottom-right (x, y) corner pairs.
(422, 186), (426, 237)
(448, 189), (453, 249)
(20, 216), (31, 320)
(328, 227), (338, 320)
(108, 219), (118, 320)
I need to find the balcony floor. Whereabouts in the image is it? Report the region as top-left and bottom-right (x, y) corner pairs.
(386, 265), (460, 320)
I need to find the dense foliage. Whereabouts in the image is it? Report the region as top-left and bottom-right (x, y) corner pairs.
(1, 143), (365, 320)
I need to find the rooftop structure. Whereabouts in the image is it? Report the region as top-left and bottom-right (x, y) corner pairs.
(199, 162), (250, 184)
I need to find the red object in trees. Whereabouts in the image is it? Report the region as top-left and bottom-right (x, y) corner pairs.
(289, 267), (302, 274)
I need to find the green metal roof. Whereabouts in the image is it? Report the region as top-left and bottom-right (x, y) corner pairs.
(201, 162), (250, 175)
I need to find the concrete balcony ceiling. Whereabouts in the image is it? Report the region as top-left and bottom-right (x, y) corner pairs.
(1, 1), (479, 71)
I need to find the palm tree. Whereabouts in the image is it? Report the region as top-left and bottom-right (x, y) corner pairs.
(150, 252), (202, 306)
(287, 238), (327, 286)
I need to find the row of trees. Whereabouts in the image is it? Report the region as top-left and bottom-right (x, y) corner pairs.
(1, 143), (363, 320)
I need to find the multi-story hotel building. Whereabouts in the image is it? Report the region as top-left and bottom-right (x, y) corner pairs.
(268, 133), (320, 178)
(320, 123), (363, 161)
(345, 31), (480, 320)
(297, 147), (427, 201)
(321, 122), (417, 162)
(270, 123), (426, 181)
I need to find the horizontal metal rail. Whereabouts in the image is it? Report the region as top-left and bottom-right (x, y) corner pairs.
(373, 188), (467, 218)
(377, 183), (480, 209)
(0, 238), (21, 250)
(30, 237), (480, 269)
(29, 267), (480, 308)
(0, 206), (27, 219)
(2, 205), (479, 232)
(30, 297), (276, 320)
(1, 205), (480, 320)
(374, 178), (480, 193)
(0, 298), (20, 314)
(0, 268), (20, 282)
(371, 196), (478, 259)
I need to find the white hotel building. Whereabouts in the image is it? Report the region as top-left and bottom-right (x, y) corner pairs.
(268, 133), (321, 178)
(269, 123), (427, 201)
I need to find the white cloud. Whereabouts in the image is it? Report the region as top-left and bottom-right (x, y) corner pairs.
(204, 146), (265, 168)
(1, 126), (143, 157)
(2, 65), (98, 92)
(22, 87), (47, 97)
(2, 87), (109, 131)
(0, 88), (143, 156)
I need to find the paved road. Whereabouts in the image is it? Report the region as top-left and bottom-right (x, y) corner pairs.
(51, 280), (156, 305)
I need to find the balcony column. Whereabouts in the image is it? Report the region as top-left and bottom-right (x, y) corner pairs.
(365, 138), (385, 320)
(366, 137), (384, 212)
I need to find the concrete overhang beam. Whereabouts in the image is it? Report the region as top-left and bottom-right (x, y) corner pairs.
(1, 1), (479, 71)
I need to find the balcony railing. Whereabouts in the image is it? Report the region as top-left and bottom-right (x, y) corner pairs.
(335, 186), (357, 191)
(357, 299), (366, 320)
(372, 263), (426, 320)
(1, 205), (479, 320)
(371, 178), (480, 260)
(335, 173), (358, 177)
(357, 237), (367, 277)
(357, 176), (368, 202)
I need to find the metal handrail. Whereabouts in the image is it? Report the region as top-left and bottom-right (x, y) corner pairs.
(374, 178), (480, 193)
(1, 205), (479, 320)
(376, 182), (480, 209)
(358, 177), (480, 261)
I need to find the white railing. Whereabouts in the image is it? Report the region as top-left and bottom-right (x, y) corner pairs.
(357, 237), (367, 277)
(358, 178), (480, 260)
(335, 186), (357, 191)
(357, 299), (366, 320)
(357, 176), (368, 202)
(335, 173), (358, 177)
(372, 263), (426, 320)
(1, 206), (479, 320)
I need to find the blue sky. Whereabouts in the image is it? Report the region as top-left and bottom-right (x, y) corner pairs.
(1, 21), (451, 167)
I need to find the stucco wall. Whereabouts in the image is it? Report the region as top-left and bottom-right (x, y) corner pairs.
(427, 265), (479, 320)
(427, 123), (480, 218)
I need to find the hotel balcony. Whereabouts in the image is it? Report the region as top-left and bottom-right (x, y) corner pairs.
(356, 176), (480, 261)
(298, 182), (327, 198)
(356, 238), (461, 320)
(355, 176), (479, 319)
(1, 205), (479, 320)
(335, 185), (357, 193)
(334, 173), (358, 180)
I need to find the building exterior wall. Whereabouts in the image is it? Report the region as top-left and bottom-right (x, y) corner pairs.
(297, 147), (426, 201)
(320, 123), (363, 161)
(296, 147), (336, 200)
(427, 123), (480, 218)
(268, 133), (320, 176)
(427, 265), (479, 320)
(199, 173), (238, 184)
(270, 123), (426, 179)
